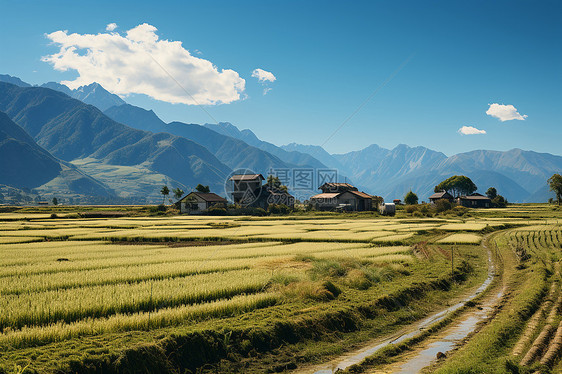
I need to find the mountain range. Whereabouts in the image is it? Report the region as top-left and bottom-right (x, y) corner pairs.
(0, 111), (111, 196)
(0, 74), (559, 204)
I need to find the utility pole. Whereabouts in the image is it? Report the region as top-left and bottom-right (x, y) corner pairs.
(451, 246), (454, 280)
(148, 282), (153, 330)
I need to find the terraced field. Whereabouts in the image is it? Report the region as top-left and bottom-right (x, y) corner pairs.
(0, 207), (560, 373)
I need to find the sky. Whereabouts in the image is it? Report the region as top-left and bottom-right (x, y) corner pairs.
(0, 0), (560, 156)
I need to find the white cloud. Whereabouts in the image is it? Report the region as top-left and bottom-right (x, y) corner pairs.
(458, 126), (486, 135)
(251, 68), (276, 83)
(486, 103), (527, 122)
(42, 23), (246, 105)
(105, 23), (118, 32)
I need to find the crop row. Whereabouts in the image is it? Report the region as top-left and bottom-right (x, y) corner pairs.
(0, 292), (280, 349)
(507, 229), (562, 253)
(1, 243), (410, 294)
(0, 268), (273, 330)
(0, 258), (254, 294)
(0, 242), (370, 276)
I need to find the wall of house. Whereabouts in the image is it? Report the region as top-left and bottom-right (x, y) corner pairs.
(180, 196), (207, 213)
(459, 199), (490, 208)
(311, 198), (338, 210)
(232, 180), (262, 203)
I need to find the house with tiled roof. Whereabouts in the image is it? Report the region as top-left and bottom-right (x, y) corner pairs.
(429, 191), (454, 204)
(310, 183), (373, 211)
(228, 173), (295, 209)
(177, 192), (228, 214)
(457, 193), (492, 208)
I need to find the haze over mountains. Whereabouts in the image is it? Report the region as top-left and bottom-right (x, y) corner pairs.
(0, 74), (559, 204)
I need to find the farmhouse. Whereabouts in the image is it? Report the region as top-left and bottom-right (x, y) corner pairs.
(177, 192), (227, 214)
(310, 183), (373, 211)
(229, 174), (265, 205)
(429, 191), (454, 204)
(457, 193), (492, 208)
(228, 173), (295, 209)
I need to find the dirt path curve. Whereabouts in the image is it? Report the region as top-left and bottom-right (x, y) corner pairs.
(295, 239), (500, 374)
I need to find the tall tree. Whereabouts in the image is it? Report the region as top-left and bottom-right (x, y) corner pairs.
(267, 175), (288, 193)
(486, 187), (497, 200)
(548, 174), (562, 206)
(435, 175), (477, 198)
(52, 197), (58, 206)
(173, 188), (184, 200)
(195, 184), (210, 193)
(404, 190), (418, 205)
(160, 185), (170, 205)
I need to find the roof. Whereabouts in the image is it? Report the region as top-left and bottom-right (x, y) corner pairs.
(229, 174), (264, 181)
(458, 195), (491, 201)
(429, 191), (453, 199)
(346, 190), (372, 199)
(319, 182), (358, 191)
(184, 192), (227, 202)
(268, 190), (293, 197)
(310, 193), (341, 199)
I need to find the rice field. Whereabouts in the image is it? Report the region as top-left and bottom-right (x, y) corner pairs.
(0, 207), (554, 373)
(0, 216), (426, 355)
(437, 233), (483, 244)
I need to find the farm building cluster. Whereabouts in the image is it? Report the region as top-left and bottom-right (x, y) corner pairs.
(428, 191), (492, 208)
(176, 172), (494, 214)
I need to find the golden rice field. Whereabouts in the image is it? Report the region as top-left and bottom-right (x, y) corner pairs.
(0, 206), (560, 374)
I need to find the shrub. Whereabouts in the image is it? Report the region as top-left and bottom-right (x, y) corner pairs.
(405, 205), (417, 214)
(492, 195), (508, 208)
(207, 207), (227, 216)
(451, 206), (469, 216)
(434, 199), (452, 213)
(229, 207), (268, 216)
(267, 204), (291, 215)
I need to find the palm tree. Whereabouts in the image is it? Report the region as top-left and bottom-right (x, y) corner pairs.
(173, 188), (184, 200)
(160, 185), (170, 205)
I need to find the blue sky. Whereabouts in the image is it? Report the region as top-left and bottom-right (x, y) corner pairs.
(0, 0), (560, 155)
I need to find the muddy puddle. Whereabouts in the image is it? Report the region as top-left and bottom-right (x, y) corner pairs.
(393, 288), (503, 373)
(306, 249), (500, 374)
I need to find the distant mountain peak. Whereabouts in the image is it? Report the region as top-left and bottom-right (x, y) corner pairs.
(0, 74), (31, 88)
(40, 81), (125, 111)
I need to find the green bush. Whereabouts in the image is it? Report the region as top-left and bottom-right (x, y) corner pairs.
(267, 204), (291, 215)
(229, 207), (267, 216)
(434, 199), (452, 213)
(451, 206), (469, 216)
(492, 195), (508, 208)
(207, 207), (228, 216)
(148, 204), (167, 213)
(405, 205), (417, 214)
